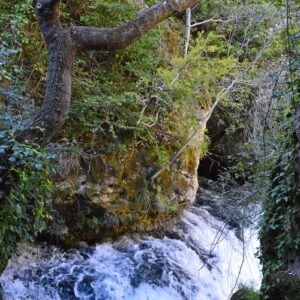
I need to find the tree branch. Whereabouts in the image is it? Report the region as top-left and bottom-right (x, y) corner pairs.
(191, 18), (229, 28)
(71, 0), (200, 51)
(150, 130), (198, 182)
(25, 0), (200, 144)
(205, 79), (237, 123)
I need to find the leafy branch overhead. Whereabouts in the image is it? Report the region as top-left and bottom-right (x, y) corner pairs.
(23, 0), (200, 144)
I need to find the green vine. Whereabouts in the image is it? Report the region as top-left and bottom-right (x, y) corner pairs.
(260, 0), (300, 293)
(0, 131), (54, 270)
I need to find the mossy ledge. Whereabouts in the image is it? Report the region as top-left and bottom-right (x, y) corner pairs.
(45, 123), (207, 247)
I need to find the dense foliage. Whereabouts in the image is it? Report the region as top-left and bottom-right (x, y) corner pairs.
(0, 131), (54, 271)
(259, 1), (300, 291)
(0, 2), (299, 298)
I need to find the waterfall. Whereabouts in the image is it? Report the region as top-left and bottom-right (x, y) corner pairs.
(0, 183), (261, 300)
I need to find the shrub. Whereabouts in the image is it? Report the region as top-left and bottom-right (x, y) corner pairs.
(0, 131), (54, 270)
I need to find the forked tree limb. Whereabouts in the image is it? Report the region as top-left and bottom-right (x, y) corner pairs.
(72, 1), (199, 51)
(191, 18), (228, 27)
(22, 0), (200, 144)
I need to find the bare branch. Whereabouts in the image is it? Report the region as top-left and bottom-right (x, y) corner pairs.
(205, 79), (237, 123)
(191, 18), (229, 28)
(150, 130), (198, 182)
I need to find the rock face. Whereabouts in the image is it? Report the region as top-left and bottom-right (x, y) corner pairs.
(198, 112), (247, 181)
(50, 120), (207, 246)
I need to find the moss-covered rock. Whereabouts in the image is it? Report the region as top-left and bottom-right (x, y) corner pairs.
(262, 272), (300, 300)
(48, 122), (207, 246)
(230, 287), (259, 300)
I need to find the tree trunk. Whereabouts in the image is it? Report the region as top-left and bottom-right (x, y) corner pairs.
(183, 8), (191, 57)
(24, 32), (76, 144)
(24, 0), (199, 145)
(22, 0), (76, 144)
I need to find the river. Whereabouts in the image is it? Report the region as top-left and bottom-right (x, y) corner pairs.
(0, 180), (261, 300)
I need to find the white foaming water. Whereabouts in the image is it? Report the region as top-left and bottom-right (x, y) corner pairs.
(0, 189), (262, 300)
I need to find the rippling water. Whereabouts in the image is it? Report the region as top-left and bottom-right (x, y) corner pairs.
(0, 187), (261, 300)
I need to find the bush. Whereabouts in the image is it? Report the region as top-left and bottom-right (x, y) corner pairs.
(0, 131), (54, 270)
(262, 272), (300, 300)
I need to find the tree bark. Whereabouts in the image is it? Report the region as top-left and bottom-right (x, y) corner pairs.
(23, 0), (76, 143)
(183, 8), (191, 57)
(24, 0), (199, 144)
